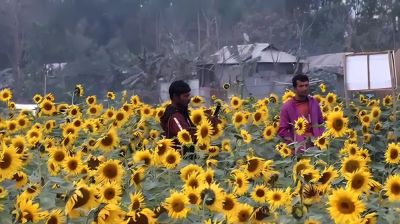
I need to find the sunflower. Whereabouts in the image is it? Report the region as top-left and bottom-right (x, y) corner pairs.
(163, 191), (190, 219)
(96, 159), (124, 183)
(43, 120), (56, 133)
(191, 96), (205, 107)
(318, 166), (339, 190)
(184, 187), (202, 205)
(196, 119), (214, 145)
(49, 147), (67, 164)
(162, 149), (181, 169)
(18, 182), (42, 201)
(65, 181), (99, 216)
(282, 90), (295, 103)
(98, 181), (122, 204)
(266, 188), (291, 211)
(244, 156), (264, 178)
(25, 127), (42, 146)
(221, 138), (232, 152)
(177, 129), (193, 145)
(262, 125), (276, 141)
(155, 107), (165, 122)
(0, 88), (12, 102)
(126, 209), (157, 224)
(251, 184), (268, 203)
(232, 171), (249, 196)
(133, 150), (153, 166)
(383, 95), (393, 107)
(277, 144), (292, 158)
(130, 167), (146, 188)
(232, 111), (248, 128)
(325, 93), (337, 105)
(341, 143), (360, 156)
(125, 191), (144, 213)
(200, 183), (224, 212)
(302, 184), (321, 205)
(33, 94), (43, 104)
(83, 119), (100, 133)
(294, 116), (308, 136)
(240, 129), (252, 144)
(301, 168), (320, 183)
(314, 134), (329, 150)
(251, 206), (272, 224)
(227, 203), (253, 224)
(16, 115), (29, 129)
(362, 213), (377, 224)
(12, 171), (28, 189)
(48, 159), (61, 176)
(373, 122), (382, 133)
(105, 91), (116, 100)
(63, 153), (83, 176)
(180, 164), (204, 181)
(8, 101), (16, 110)
(0, 186), (7, 199)
(155, 138), (175, 160)
(370, 106), (381, 120)
(189, 108), (206, 126)
(341, 155), (367, 176)
(39, 98), (57, 115)
(211, 123), (224, 140)
(363, 133), (371, 143)
(345, 169), (374, 195)
(360, 114), (372, 126)
(85, 96), (98, 106)
(252, 109), (268, 125)
(6, 120), (18, 133)
(113, 110), (129, 127)
(128, 95), (140, 107)
(319, 83), (326, 92)
(326, 111), (348, 138)
(45, 209), (65, 224)
(216, 193), (237, 219)
(95, 127), (119, 152)
(87, 104), (103, 116)
(293, 159), (312, 180)
(13, 199), (46, 223)
(61, 123), (79, 138)
(0, 146), (23, 180)
(140, 104), (153, 120)
(327, 188), (365, 223)
(385, 143), (400, 164)
(304, 218), (321, 224)
(384, 174), (400, 202)
(183, 171), (205, 190)
(230, 96), (243, 109)
(68, 105), (81, 118)
(95, 203), (125, 224)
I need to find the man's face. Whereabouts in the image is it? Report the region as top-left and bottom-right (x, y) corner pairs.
(175, 92), (191, 107)
(294, 80), (309, 97)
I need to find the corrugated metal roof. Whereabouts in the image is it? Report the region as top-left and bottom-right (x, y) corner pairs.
(207, 43), (300, 64)
(307, 52), (350, 69)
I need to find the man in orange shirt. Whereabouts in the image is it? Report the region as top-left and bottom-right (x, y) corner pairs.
(278, 74), (324, 152)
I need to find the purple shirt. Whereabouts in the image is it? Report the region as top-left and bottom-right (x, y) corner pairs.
(278, 96), (324, 143)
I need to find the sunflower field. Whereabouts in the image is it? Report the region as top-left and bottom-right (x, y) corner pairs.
(0, 84), (399, 224)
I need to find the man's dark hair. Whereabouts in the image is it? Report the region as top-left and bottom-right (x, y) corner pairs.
(292, 74), (309, 88)
(169, 80), (191, 99)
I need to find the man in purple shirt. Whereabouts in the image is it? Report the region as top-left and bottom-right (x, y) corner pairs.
(278, 74), (324, 151)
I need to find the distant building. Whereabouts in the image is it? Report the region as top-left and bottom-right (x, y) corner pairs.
(197, 43), (305, 99)
(306, 52), (349, 97)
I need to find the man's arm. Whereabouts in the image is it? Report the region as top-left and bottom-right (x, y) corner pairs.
(316, 102), (324, 125)
(278, 106), (293, 142)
